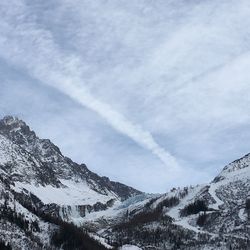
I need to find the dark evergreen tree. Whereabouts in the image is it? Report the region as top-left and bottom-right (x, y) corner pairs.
(180, 200), (208, 217)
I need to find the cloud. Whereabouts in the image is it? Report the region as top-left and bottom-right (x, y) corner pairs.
(1, 0), (250, 191)
(65, 85), (180, 171)
(0, 0), (180, 173)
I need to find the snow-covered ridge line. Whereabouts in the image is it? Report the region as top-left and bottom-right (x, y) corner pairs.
(0, 115), (141, 225)
(0, 115), (249, 249)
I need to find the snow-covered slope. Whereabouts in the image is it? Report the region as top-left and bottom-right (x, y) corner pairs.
(0, 172), (113, 250)
(0, 115), (249, 249)
(166, 155), (250, 233)
(89, 153), (250, 249)
(0, 116), (141, 224)
(0, 176), (55, 249)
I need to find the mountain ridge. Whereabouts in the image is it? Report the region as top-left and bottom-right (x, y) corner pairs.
(0, 116), (249, 249)
(0, 115), (141, 200)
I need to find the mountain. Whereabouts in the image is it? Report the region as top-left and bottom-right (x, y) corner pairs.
(0, 116), (140, 198)
(87, 153), (249, 249)
(0, 116), (249, 249)
(0, 116), (140, 249)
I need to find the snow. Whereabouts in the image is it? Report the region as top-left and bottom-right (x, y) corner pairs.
(88, 233), (113, 249)
(119, 245), (142, 250)
(1, 116), (250, 248)
(174, 216), (200, 233)
(0, 181), (54, 247)
(14, 179), (117, 206)
(165, 185), (215, 235)
(81, 193), (154, 224)
(167, 185), (204, 219)
(162, 161), (250, 235)
(0, 135), (13, 164)
(238, 208), (247, 221)
(116, 193), (154, 210)
(208, 184), (224, 210)
(209, 164), (250, 210)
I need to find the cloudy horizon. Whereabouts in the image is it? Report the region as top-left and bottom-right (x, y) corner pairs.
(1, 0), (250, 192)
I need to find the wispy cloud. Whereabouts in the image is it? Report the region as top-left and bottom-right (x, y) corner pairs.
(65, 85), (180, 170)
(0, 0), (180, 172)
(1, 0), (250, 191)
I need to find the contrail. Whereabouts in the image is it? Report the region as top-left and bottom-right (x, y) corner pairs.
(57, 82), (180, 170)
(0, 0), (180, 171)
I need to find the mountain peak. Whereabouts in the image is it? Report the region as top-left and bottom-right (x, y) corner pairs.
(0, 115), (37, 147)
(1, 115), (26, 127)
(212, 153), (250, 183)
(0, 115), (32, 134)
(0, 115), (141, 201)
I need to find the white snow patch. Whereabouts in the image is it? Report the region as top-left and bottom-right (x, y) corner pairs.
(208, 184), (224, 210)
(119, 245), (142, 250)
(14, 179), (117, 206)
(238, 208), (247, 221)
(88, 233), (113, 249)
(167, 185), (204, 219)
(209, 165), (250, 209)
(82, 194), (153, 224)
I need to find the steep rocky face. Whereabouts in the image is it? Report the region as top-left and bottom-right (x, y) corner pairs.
(0, 116), (141, 219)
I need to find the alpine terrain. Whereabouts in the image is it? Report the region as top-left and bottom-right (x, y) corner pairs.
(0, 116), (249, 249)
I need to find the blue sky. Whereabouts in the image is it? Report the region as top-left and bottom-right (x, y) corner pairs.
(1, 0), (250, 192)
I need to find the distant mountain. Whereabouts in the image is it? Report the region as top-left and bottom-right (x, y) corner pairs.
(82, 147), (250, 249)
(0, 116), (249, 249)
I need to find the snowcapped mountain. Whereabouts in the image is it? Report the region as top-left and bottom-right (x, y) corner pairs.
(82, 150), (250, 249)
(0, 116), (249, 249)
(0, 116), (141, 249)
(0, 116), (140, 196)
(0, 116), (140, 200)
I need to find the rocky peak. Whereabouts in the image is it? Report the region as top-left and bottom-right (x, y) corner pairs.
(212, 153), (250, 183)
(0, 116), (30, 132)
(223, 153), (250, 172)
(0, 116), (62, 158)
(1, 115), (25, 126)
(0, 116), (37, 147)
(0, 115), (141, 201)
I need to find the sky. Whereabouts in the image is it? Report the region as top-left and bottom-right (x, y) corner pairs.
(1, 0), (250, 192)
